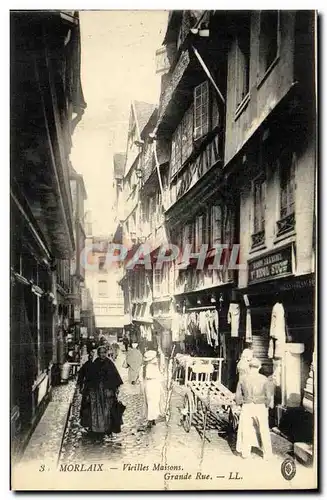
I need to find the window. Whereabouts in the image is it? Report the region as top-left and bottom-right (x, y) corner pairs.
(211, 205), (222, 246)
(277, 150), (296, 235)
(98, 280), (108, 297)
(252, 175), (266, 247)
(181, 106), (194, 165)
(235, 15), (251, 108)
(194, 81), (209, 140)
(171, 126), (182, 177)
(182, 222), (195, 253)
(98, 256), (106, 272)
(280, 150), (295, 219)
(154, 268), (162, 296)
(259, 11), (280, 77)
(195, 214), (204, 251)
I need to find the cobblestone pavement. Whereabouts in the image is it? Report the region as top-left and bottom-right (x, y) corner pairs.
(59, 350), (301, 472)
(21, 380), (76, 466)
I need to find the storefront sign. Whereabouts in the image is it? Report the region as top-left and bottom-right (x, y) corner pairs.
(248, 245), (293, 284)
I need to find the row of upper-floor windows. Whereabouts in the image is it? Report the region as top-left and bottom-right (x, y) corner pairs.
(97, 278), (123, 299)
(250, 142), (296, 248)
(171, 80), (220, 177)
(234, 11), (280, 111)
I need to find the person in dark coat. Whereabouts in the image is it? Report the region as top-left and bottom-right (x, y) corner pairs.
(77, 352), (93, 430)
(88, 346), (123, 437)
(122, 334), (129, 352)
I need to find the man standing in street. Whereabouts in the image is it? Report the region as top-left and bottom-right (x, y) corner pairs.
(235, 357), (274, 460)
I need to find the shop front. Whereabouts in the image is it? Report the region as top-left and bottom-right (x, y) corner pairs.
(132, 301), (154, 354)
(152, 299), (174, 375)
(173, 282), (242, 390)
(240, 244), (315, 443)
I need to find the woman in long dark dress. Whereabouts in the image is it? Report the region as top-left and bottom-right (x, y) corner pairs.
(77, 352), (93, 429)
(88, 346), (123, 437)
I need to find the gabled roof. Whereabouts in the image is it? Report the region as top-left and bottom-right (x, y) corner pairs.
(113, 153), (126, 180)
(133, 100), (157, 138)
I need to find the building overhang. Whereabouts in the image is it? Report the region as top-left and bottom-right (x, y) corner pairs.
(156, 49), (204, 137)
(164, 158), (225, 227)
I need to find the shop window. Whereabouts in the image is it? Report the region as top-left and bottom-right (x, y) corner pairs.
(235, 14), (251, 110)
(252, 174), (266, 248)
(258, 11), (280, 79)
(277, 150), (296, 235)
(98, 280), (108, 297)
(194, 81), (209, 140)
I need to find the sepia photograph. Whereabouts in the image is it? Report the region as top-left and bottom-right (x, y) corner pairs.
(10, 8), (317, 491)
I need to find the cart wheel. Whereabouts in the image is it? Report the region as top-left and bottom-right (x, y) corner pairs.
(182, 393), (193, 433)
(228, 407), (239, 432)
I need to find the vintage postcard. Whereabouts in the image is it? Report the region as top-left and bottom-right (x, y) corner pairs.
(10, 9), (317, 491)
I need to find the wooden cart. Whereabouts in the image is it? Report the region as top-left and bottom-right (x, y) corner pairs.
(180, 362), (239, 436)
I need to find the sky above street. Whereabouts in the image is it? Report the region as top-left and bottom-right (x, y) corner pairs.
(70, 10), (168, 236)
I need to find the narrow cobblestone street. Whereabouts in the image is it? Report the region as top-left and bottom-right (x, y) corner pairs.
(57, 347), (312, 490)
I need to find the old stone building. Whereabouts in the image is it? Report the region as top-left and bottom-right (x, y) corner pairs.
(115, 11), (316, 454)
(10, 11), (86, 451)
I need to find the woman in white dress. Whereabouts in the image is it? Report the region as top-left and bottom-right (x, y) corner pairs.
(142, 350), (162, 428)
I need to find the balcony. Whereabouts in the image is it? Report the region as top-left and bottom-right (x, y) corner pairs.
(276, 213), (296, 237)
(251, 230), (265, 249)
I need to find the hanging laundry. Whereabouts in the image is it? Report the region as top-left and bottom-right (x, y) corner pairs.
(204, 311), (212, 346)
(198, 311), (207, 334)
(213, 309), (219, 335)
(270, 302), (286, 359)
(270, 302), (286, 341)
(209, 311), (218, 345)
(272, 359), (282, 387)
(268, 338), (274, 359)
(171, 313), (180, 342)
(245, 308), (253, 343)
(147, 326), (152, 341)
(228, 303), (240, 337)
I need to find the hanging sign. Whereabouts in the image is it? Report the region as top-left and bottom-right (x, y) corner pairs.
(248, 244), (293, 284)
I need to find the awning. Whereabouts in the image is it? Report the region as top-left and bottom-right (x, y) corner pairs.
(133, 318), (153, 325)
